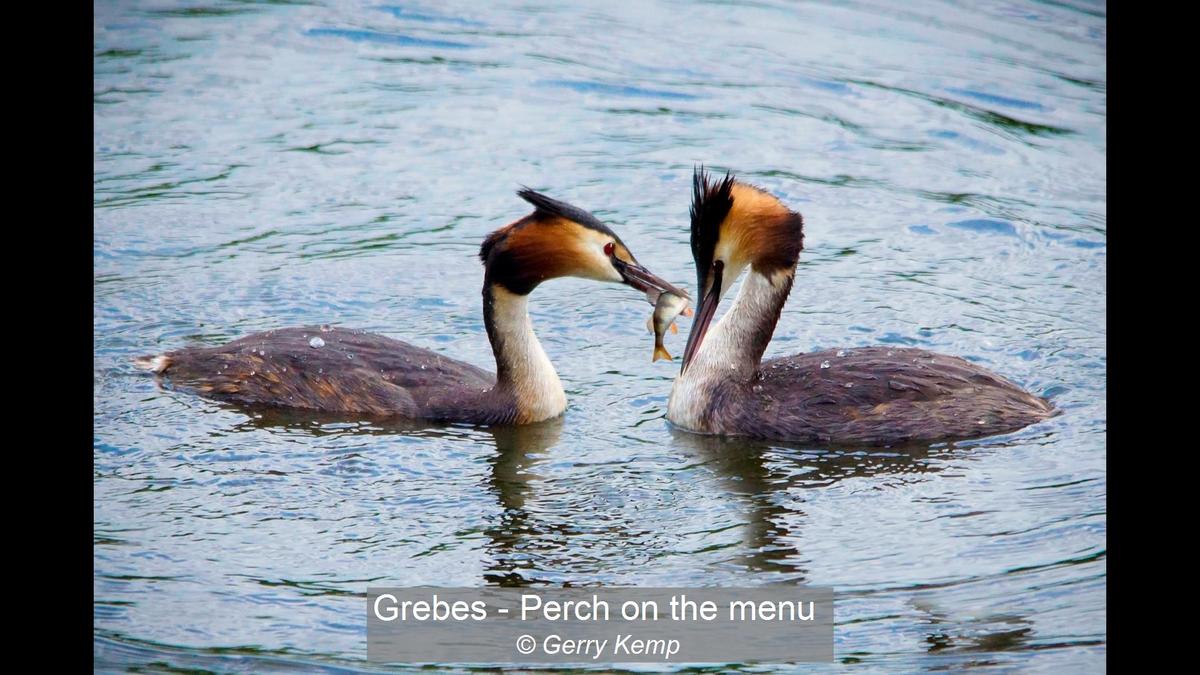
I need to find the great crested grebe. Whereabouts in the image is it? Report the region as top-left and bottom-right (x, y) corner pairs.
(136, 189), (685, 426)
(667, 168), (1057, 445)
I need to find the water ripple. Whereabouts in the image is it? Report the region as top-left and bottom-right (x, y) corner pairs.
(95, 0), (1105, 670)
(305, 27), (473, 49)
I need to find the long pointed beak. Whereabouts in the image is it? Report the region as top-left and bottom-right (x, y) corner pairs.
(615, 258), (689, 300)
(681, 261), (723, 372)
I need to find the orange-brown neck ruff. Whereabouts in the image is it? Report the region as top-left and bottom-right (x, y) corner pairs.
(480, 189), (634, 296)
(717, 183), (804, 277)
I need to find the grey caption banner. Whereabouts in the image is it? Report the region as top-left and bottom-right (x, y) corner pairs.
(367, 586), (834, 664)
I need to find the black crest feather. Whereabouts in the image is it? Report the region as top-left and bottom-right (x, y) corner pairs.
(517, 187), (615, 236)
(690, 166), (735, 295)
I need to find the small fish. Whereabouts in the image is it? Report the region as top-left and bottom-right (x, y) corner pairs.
(647, 291), (693, 362)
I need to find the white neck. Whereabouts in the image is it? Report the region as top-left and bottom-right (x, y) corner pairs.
(668, 269), (791, 430)
(487, 285), (567, 424)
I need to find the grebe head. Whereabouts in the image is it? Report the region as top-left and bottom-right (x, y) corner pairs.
(681, 167), (804, 369)
(479, 188), (685, 297)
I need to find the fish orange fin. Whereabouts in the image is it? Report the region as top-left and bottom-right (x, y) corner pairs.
(653, 345), (673, 362)
(670, 323), (678, 334)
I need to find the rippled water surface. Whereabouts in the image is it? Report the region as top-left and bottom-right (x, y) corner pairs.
(94, 0), (1106, 671)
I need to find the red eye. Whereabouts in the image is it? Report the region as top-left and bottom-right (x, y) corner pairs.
(604, 242), (615, 256)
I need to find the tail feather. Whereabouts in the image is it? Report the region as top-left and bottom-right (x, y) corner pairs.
(132, 354), (171, 374)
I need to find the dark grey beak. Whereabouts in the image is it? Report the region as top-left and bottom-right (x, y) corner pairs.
(681, 260), (723, 372)
(614, 258), (690, 301)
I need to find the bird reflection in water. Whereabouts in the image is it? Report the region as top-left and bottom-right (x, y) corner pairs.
(479, 417), (566, 587)
(667, 428), (959, 581)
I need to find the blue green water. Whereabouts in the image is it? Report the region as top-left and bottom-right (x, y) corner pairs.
(94, 0), (1105, 671)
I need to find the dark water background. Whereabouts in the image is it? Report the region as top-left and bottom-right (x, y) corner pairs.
(94, 0), (1106, 671)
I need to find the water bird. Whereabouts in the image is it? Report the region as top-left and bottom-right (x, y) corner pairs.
(136, 189), (685, 425)
(667, 168), (1057, 445)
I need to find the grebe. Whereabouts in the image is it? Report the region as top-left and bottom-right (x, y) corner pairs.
(667, 169), (1056, 445)
(136, 189), (685, 426)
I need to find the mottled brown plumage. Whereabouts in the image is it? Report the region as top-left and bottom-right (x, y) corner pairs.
(699, 346), (1055, 445)
(155, 325), (518, 424)
(669, 168), (1056, 445)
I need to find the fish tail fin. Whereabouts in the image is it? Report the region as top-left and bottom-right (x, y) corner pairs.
(653, 345), (672, 362)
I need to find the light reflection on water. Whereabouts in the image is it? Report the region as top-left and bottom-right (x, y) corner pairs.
(95, 0), (1105, 671)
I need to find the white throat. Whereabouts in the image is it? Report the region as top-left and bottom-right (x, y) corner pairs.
(667, 270), (786, 431)
(489, 286), (567, 423)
